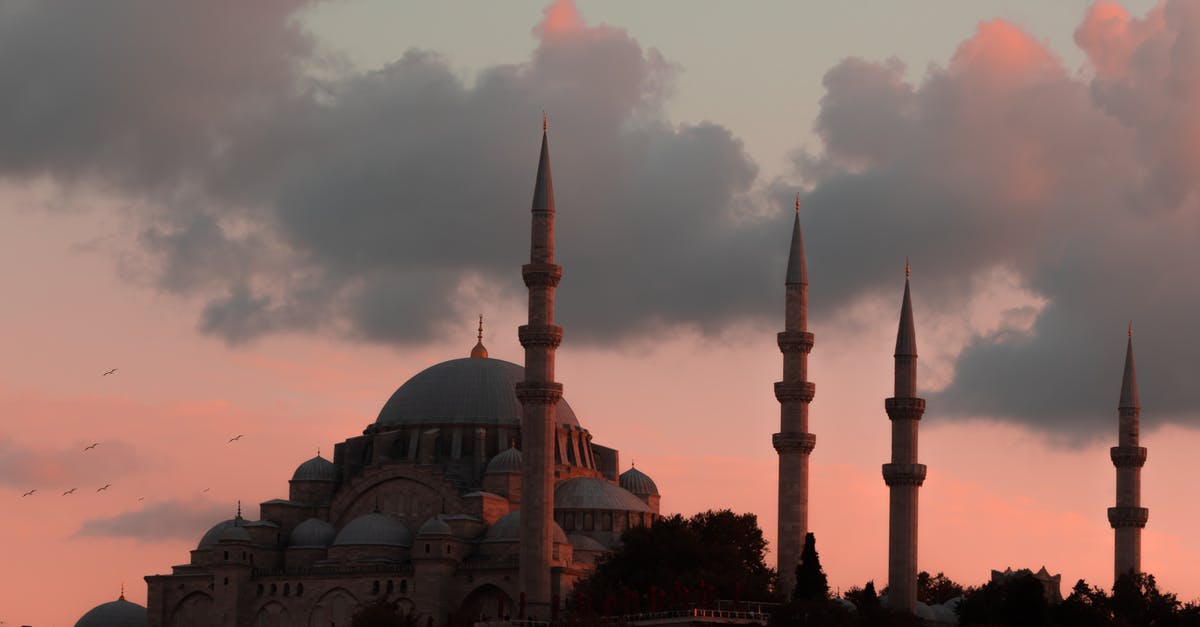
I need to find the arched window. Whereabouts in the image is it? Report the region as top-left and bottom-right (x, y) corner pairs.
(425, 543), (431, 554)
(401, 580), (409, 593)
(270, 583), (277, 595)
(283, 583), (290, 596)
(373, 580), (381, 594)
(223, 551), (229, 560)
(446, 544), (452, 554)
(387, 580), (394, 594)
(297, 583), (304, 596)
(257, 584), (264, 596)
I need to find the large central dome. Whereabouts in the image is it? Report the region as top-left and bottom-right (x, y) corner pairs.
(376, 357), (580, 427)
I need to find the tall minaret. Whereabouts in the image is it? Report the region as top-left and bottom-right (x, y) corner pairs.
(773, 194), (816, 596)
(882, 262), (925, 614)
(516, 114), (563, 615)
(1109, 325), (1148, 583)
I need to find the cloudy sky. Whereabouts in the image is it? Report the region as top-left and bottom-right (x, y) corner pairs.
(6, 0), (1200, 623)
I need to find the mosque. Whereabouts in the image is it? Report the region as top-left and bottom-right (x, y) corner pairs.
(71, 121), (1148, 626)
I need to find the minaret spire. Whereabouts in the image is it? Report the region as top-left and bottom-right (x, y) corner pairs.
(516, 117), (564, 616)
(1110, 325), (1147, 583)
(774, 192), (816, 595)
(882, 262), (926, 614)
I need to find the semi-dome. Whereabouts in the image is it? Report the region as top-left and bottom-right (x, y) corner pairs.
(197, 519), (237, 549)
(292, 455), (337, 482)
(417, 516), (453, 538)
(75, 597), (147, 627)
(568, 534), (608, 552)
(484, 511), (568, 544)
(290, 518), (337, 548)
(485, 447), (522, 474)
(376, 358), (580, 427)
(333, 513), (412, 547)
(619, 466), (659, 496)
(555, 477), (653, 513)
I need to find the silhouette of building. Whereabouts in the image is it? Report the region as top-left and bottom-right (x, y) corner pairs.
(75, 587), (148, 627)
(990, 566), (1063, 604)
(882, 264), (926, 613)
(1109, 327), (1148, 583)
(773, 196), (816, 596)
(140, 128), (660, 627)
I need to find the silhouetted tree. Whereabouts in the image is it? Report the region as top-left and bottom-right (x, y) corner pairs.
(917, 571), (965, 605)
(572, 509), (774, 615)
(843, 581), (880, 615)
(794, 532), (829, 602)
(1112, 570), (1180, 627)
(1054, 579), (1110, 627)
(958, 572), (1050, 627)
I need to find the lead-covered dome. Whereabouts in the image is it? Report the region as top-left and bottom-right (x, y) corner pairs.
(292, 455), (337, 482)
(555, 477), (653, 513)
(290, 518), (337, 548)
(376, 358), (579, 427)
(197, 519), (237, 549)
(333, 513), (412, 547)
(484, 511), (568, 544)
(486, 447), (522, 474)
(75, 597), (147, 627)
(619, 466), (659, 496)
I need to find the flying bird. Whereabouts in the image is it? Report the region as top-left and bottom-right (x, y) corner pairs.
(21, 489), (36, 497)
(138, 496), (145, 502)
(63, 488), (76, 496)
(227, 434), (244, 443)
(83, 442), (100, 451)
(201, 487), (211, 493)
(102, 368), (118, 376)
(96, 484), (111, 492)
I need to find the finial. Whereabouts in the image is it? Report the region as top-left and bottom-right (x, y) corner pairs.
(120, 581), (126, 601)
(794, 193), (800, 214)
(478, 314), (484, 342)
(236, 500), (242, 519)
(1128, 321), (1133, 338)
(905, 258), (910, 279)
(317, 447), (320, 457)
(631, 459), (636, 468)
(543, 111), (548, 133)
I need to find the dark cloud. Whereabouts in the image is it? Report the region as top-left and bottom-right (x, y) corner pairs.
(75, 499), (231, 542)
(0, 438), (145, 489)
(791, 4), (1200, 435)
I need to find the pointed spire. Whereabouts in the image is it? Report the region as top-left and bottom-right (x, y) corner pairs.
(235, 500), (242, 521)
(895, 263), (917, 357)
(785, 194), (807, 285)
(120, 581), (126, 601)
(532, 119), (555, 216)
(471, 313), (489, 358)
(1120, 324), (1139, 409)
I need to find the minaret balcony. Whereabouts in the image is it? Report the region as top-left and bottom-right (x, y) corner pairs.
(882, 463), (926, 486)
(1110, 446), (1148, 468)
(1107, 506), (1149, 529)
(772, 432), (816, 454)
(885, 397), (926, 420)
(777, 331), (814, 353)
(774, 381), (816, 403)
(522, 263), (563, 287)
(519, 324), (564, 348)
(515, 382), (564, 404)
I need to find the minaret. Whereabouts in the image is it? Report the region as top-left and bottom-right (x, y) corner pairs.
(773, 194), (816, 596)
(1109, 324), (1148, 583)
(882, 262), (925, 613)
(516, 113), (563, 615)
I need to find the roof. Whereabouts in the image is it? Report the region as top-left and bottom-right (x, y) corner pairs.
(292, 455), (337, 482)
(568, 534), (609, 552)
(555, 477), (653, 513)
(196, 519), (237, 550)
(333, 512), (412, 547)
(74, 597), (147, 627)
(619, 466), (659, 496)
(484, 511), (567, 544)
(485, 447), (522, 474)
(290, 518), (336, 548)
(375, 357), (580, 427)
(417, 516), (453, 538)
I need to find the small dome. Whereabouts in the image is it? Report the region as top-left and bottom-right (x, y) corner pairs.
(619, 466), (659, 496)
(333, 513), (412, 547)
(417, 517), (453, 538)
(218, 524), (252, 543)
(484, 511), (567, 544)
(915, 602), (936, 621)
(555, 477), (653, 513)
(197, 519), (237, 549)
(290, 518), (336, 548)
(486, 447), (522, 474)
(75, 597), (147, 627)
(292, 455), (337, 482)
(375, 358), (580, 427)
(568, 534), (608, 552)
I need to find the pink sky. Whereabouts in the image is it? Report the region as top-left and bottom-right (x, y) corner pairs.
(4, 2), (1200, 625)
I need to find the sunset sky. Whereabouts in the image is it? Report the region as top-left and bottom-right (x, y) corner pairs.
(6, 0), (1200, 624)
